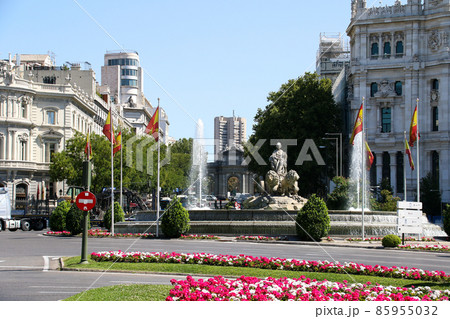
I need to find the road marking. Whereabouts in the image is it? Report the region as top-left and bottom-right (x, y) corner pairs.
(0, 260), (4, 263)
(43, 256), (61, 272)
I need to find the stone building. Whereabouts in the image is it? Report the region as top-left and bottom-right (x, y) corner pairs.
(0, 54), (132, 212)
(347, 0), (450, 202)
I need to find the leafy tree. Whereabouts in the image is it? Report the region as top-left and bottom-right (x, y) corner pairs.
(443, 204), (450, 237)
(66, 203), (89, 235)
(246, 73), (341, 196)
(49, 201), (71, 231)
(103, 201), (125, 231)
(371, 189), (400, 211)
(327, 176), (349, 210)
(420, 172), (441, 217)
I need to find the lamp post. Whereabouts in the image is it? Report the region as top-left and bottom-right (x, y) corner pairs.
(325, 133), (342, 176)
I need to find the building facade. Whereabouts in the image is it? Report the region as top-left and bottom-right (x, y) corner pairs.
(347, 0), (450, 202)
(213, 115), (246, 161)
(101, 51), (169, 141)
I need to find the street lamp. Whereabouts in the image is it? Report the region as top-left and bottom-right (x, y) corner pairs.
(322, 137), (338, 177)
(325, 133), (342, 176)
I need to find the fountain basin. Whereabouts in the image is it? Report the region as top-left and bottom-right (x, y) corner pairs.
(114, 209), (446, 237)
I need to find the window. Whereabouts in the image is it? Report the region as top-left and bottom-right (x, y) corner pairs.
(432, 107), (439, 131)
(370, 82), (378, 97)
(21, 102), (27, 118)
(45, 143), (56, 162)
(395, 41), (404, 56)
(121, 79), (138, 87)
(395, 81), (402, 96)
(121, 69), (138, 76)
(108, 58), (139, 66)
(381, 107), (391, 133)
(43, 76), (56, 84)
(47, 111), (55, 125)
(432, 79), (439, 90)
(431, 151), (439, 185)
(20, 140), (27, 160)
(370, 153), (377, 187)
(382, 152), (390, 183)
(396, 152), (404, 193)
(383, 42), (391, 57)
(371, 43), (379, 57)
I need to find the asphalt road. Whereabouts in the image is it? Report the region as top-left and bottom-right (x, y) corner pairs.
(1, 230), (450, 301)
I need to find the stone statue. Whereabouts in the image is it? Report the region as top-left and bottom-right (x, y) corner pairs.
(264, 143), (299, 196)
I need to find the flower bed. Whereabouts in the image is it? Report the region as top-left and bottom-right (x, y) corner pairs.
(90, 251), (450, 282)
(346, 237), (436, 242)
(180, 234), (219, 240)
(235, 235), (287, 241)
(45, 231), (72, 236)
(399, 244), (450, 252)
(166, 275), (450, 301)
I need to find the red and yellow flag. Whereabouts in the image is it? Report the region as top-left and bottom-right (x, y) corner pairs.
(102, 108), (115, 144)
(365, 142), (374, 171)
(405, 137), (414, 170)
(350, 103), (363, 145)
(145, 106), (160, 141)
(113, 131), (122, 155)
(84, 129), (92, 160)
(408, 106), (419, 147)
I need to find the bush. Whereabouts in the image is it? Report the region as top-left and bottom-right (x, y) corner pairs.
(49, 201), (71, 231)
(66, 204), (90, 235)
(372, 189), (400, 211)
(103, 202), (125, 231)
(296, 194), (330, 241)
(161, 196), (190, 238)
(327, 176), (349, 210)
(443, 204), (450, 237)
(382, 234), (401, 248)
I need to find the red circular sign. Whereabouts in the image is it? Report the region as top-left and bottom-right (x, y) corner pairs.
(75, 191), (96, 211)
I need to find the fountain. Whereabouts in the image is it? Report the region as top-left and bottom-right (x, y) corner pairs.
(188, 119), (208, 209)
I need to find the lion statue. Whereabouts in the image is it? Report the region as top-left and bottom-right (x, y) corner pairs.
(280, 170), (299, 196)
(265, 170), (281, 195)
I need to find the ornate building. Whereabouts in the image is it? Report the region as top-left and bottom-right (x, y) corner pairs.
(347, 0), (450, 202)
(0, 54), (132, 212)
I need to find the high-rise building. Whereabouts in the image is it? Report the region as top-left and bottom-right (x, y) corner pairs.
(101, 51), (169, 142)
(347, 0), (450, 203)
(214, 115), (246, 161)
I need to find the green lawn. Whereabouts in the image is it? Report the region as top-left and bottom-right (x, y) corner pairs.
(62, 256), (450, 301)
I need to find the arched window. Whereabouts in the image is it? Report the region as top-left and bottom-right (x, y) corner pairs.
(395, 81), (402, 96)
(371, 43), (379, 57)
(395, 41), (404, 56)
(370, 82), (378, 97)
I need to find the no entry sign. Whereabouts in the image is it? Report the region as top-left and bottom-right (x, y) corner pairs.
(76, 191), (96, 211)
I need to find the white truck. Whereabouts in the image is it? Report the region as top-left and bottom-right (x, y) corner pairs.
(0, 187), (46, 232)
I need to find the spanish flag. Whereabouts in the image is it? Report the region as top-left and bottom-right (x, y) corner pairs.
(408, 105), (419, 147)
(145, 106), (160, 141)
(84, 128), (92, 160)
(113, 131), (122, 155)
(405, 137), (414, 170)
(102, 108), (115, 144)
(350, 103), (363, 145)
(365, 142), (374, 171)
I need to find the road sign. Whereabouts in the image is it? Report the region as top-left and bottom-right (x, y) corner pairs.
(397, 201), (422, 209)
(76, 191), (96, 211)
(398, 226), (422, 234)
(398, 210), (422, 219)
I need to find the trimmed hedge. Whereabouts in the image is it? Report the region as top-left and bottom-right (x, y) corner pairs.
(66, 203), (90, 236)
(161, 196), (190, 238)
(382, 234), (401, 248)
(295, 194), (330, 241)
(103, 202), (125, 231)
(49, 201), (71, 231)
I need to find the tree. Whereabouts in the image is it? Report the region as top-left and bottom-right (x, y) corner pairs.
(161, 196), (190, 238)
(420, 172), (441, 217)
(296, 194), (330, 241)
(66, 203), (89, 235)
(246, 73), (341, 196)
(103, 202), (125, 231)
(327, 176), (349, 210)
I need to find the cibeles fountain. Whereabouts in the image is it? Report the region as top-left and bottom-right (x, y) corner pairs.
(243, 142), (308, 210)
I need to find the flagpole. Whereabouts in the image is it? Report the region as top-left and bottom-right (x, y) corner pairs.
(361, 97), (365, 240)
(111, 113), (115, 236)
(156, 99), (161, 237)
(404, 131), (407, 201)
(416, 98), (420, 202)
(120, 127), (123, 210)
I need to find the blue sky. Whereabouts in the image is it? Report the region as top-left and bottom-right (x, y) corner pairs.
(0, 0), (397, 143)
